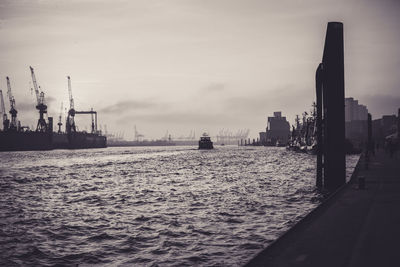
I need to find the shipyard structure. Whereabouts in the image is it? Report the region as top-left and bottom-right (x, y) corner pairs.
(259, 112), (290, 146)
(0, 67), (106, 152)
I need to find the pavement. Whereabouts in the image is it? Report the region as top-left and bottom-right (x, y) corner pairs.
(244, 149), (400, 267)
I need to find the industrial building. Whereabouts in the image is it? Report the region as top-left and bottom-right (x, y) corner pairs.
(259, 112), (290, 146)
(345, 97), (368, 122)
(345, 98), (368, 147)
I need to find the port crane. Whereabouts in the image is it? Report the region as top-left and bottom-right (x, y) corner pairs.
(6, 77), (18, 131)
(30, 66), (48, 132)
(66, 76), (76, 133)
(0, 90), (10, 131)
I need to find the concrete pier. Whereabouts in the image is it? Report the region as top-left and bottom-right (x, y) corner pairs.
(245, 150), (400, 267)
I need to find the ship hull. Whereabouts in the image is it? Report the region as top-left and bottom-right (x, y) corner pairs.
(0, 131), (52, 151)
(66, 132), (107, 149)
(0, 131), (106, 152)
(198, 140), (213, 149)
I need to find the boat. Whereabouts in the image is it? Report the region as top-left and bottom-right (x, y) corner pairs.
(275, 140), (286, 147)
(286, 104), (317, 154)
(198, 133), (213, 149)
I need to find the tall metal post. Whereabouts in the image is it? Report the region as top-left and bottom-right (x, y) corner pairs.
(398, 108), (400, 140)
(321, 22), (346, 191)
(315, 63), (323, 188)
(367, 113), (372, 150)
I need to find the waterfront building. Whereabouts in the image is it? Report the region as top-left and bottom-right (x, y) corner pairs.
(372, 114), (398, 142)
(345, 97), (368, 122)
(345, 98), (369, 146)
(260, 112), (290, 146)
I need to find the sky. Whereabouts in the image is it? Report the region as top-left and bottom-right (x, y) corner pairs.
(0, 0), (399, 140)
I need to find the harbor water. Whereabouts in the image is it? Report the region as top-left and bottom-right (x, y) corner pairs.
(0, 146), (359, 266)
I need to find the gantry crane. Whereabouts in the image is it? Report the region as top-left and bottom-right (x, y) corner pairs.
(57, 102), (63, 133)
(66, 76), (76, 134)
(66, 76), (98, 134)
(6, 77), (18, 131)
(74, 109), (98, 134)
(29, 66), (48, 132)
(0, 90), (10, 131)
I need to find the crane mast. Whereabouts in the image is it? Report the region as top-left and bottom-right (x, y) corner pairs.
(30, 66), (40, 104)
(29, 66), (48, 132)
(66, 76), (76, 134)
(6, 77), (18, 131)
(68, 76), (74, 110)
(0, 90), (10, 131)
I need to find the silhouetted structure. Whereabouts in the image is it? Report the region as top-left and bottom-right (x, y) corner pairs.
(316, 22), (346, 191)
(371, 114), (398, 143)
(345, 97), (368, 149)
(398, 108), (400, 139)
(260, 112), (290, 146)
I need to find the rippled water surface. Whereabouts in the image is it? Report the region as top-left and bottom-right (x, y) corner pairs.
(0, 146), (358, 266)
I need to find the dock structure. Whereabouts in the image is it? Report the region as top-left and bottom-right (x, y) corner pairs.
(245, 149), (400, 267)
(316, 21), (346, 191)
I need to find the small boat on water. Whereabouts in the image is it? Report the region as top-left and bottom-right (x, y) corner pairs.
(198, 133), (213, 149)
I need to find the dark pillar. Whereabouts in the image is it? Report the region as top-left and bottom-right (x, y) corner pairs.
(315, 63), (323, 188)
(322, 22), (346, 191)
(367, 113), (372, 151)
(398, 108), (400, 140)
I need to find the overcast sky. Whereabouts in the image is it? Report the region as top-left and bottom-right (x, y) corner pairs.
(0, 0), (399, 140)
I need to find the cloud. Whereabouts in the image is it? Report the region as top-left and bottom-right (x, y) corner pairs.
(114, 110), (236, 130)
(202, 83), (225, 92)
(13, 101), (35, 112)
(99, 99), (168, 114)
(361, 94), (400, 118)
(224, 84), (312, 116)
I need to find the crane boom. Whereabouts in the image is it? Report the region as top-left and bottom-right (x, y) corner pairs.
(67, 76), (74, 110)
(29, 66), (48, 132)
(66, 76), (76, 134)
(6, 77), (16, 109)
(29, 66), (41, 105)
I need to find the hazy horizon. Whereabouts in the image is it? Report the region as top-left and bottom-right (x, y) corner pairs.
(1, 0), (399, 140)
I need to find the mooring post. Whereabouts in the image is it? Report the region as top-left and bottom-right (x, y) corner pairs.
(398, 108), (400, 140)
(368, 113), (372, 153)
(315, 63), (323, 188)
(321, 22), (346, 191)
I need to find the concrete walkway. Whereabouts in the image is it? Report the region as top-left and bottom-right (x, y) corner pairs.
(245, 149), (400, 267)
